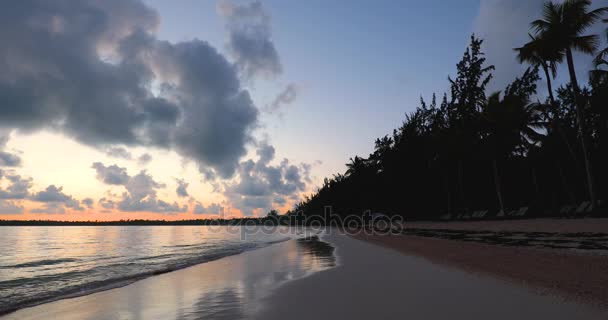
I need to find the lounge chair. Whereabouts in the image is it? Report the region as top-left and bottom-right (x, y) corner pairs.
(478, 210), (488, 218)
(559, 205), (574, 217)
(439, 213), (452, 221)
(496, 210), (505, 218)
(513, 207), (529, 217)
(574, 201), (590, 216)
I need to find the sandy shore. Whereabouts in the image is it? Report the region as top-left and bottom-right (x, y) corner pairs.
(4, 229), (605, 319)
(255, 231), (605, 319)
(403, 217), (608, 233)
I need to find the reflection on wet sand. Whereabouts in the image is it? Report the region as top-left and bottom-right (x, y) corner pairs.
(3, 232), (337, 320)
(296, 236), (336, 269)
(180, 234), (337, 320)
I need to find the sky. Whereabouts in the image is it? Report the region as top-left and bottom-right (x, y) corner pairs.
(0, 0), (606, 220)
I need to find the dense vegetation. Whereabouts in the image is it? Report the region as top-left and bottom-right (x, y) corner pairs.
(290, 0), (608, 220)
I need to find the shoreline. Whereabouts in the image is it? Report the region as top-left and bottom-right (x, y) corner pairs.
(4, 228), (606, 319)
(1, 235), (333, 320)
(354, 221), (608, 309)
(0, 237), (294, 317)
(254, 231), (605, 319)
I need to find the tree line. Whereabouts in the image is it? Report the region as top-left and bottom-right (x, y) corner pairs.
(289, 0), (608, 220)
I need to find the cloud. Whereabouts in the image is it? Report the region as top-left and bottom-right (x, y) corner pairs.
(0, 200), (24, 214)
(92, 162), (187, 213)
(266, 84), (298, 114)
(30, 185), (83, 211)
(194, 202), (224, 215)
(175, 178), (189, 197)
(82, 198), (94, 209)
(218, 1), (282, 79)
(105, 146), (132, 160)
(0, 172), (32, 200)
(30, 202), (67, 214)
(223, 142), (310, 215)
(137, 153), (152, 166)
(99, 197), (116, 210)
(92, 162), (130, 185)
(0, 133), (22, 167)
(0, 0), (259, 178)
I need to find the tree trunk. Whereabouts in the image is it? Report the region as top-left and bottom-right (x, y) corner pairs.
(543, 62), (579, 165)
(445, 166), (452, 215)
(565, 48), (596, 210)
(492, 159), (505, 213)
(457, 160), (468, 214)
(541, 63), (555, 104)
(557, 160), (576, 205)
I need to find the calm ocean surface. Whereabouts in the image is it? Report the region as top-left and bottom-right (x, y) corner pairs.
(0, 226), (317, 314)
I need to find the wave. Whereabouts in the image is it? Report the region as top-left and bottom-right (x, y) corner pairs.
(0, 258), (79, 269)
(0, 237), (291, 316)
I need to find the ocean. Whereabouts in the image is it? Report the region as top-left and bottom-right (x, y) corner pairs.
(0, 225), (329, 315)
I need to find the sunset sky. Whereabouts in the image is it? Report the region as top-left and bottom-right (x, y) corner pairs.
(0, 0), (602, 220)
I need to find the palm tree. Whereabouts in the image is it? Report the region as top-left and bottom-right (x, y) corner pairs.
(591, 18), (608, 82)
(345, 156), (367, 177)
(516, 36), (579, 167)
(515, 34), (562, 104)
(482, 92), (545, 214)
(531, 0), (608, 209)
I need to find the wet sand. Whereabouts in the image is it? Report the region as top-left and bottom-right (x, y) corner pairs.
(2, 236), (334, 320)
(255, 231), (605, 319)
(4, 230), (605, 319)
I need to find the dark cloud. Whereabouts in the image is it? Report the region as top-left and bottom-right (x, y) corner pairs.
(194, 202), (224, 215)
(224, 142), (310, 215)
(273, 196), (286, 205)
(105, 146), (132, 160)
(0, 172), (32, 200)
(92, 162), (130, 185)
(0, 0), (259, 178)
(30, 185), (83, 211)
(92, 162), (187, 213)
(99, 197), (116, 210)
(82, 197), (94, 209)
(266, 84), (298, 114)
(0, 152), (21, 167)
(218, 1), (282, 79)
(0, 133), (22, 167)
(0, 200), (24, 214)
(137, 153), (152, 166)
(175, 178), (189, 197)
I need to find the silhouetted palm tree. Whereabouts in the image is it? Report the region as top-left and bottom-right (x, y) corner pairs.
(345, 156), (367, 177)
(482, 91), (545, 213)
(531, 0), (608, 208)
(515, 34), (562, 104)
(591, 19), (608, 82)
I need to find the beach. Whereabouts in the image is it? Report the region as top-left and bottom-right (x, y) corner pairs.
(4, 226), (606, 319)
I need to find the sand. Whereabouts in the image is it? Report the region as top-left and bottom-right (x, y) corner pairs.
(4, 230), (605, 319)
(402, 217), (608, 233)
(254, 231), (605, 319)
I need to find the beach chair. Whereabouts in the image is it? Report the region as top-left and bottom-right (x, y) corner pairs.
(574, 201), (590, 216)
(506, 209), (517, 217)
(559, 205), (574, 217)
(478, 210), (488, 219)
(513, 207), (529, 218)
(495, 209), (506, 219)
